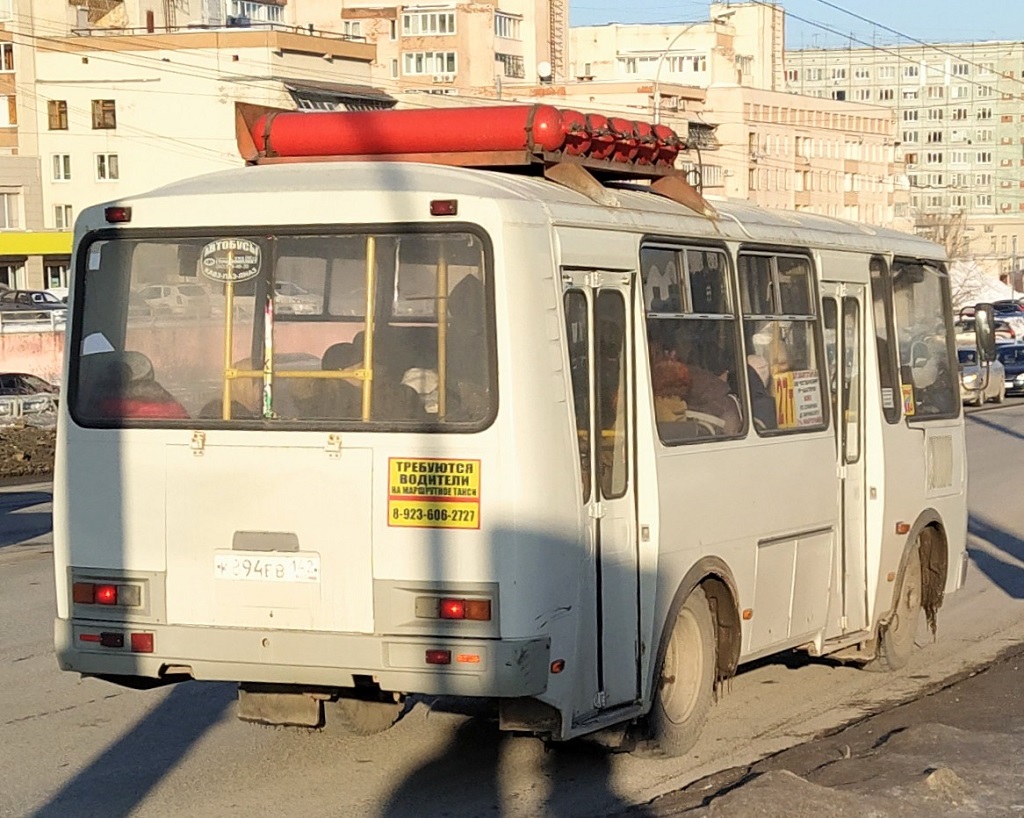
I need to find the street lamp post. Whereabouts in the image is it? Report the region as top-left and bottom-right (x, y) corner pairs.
(652, 23), (703, 125)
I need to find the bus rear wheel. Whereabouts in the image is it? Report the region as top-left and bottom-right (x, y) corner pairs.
(869, 548), (923, 672)
(645, 586), (716, 757)
(327, 697), (403, 736)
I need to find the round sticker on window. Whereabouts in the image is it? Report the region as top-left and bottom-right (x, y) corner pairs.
(200, 239), (261, 283)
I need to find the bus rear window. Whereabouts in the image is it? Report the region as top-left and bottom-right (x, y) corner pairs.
(70, 230), (495, 430)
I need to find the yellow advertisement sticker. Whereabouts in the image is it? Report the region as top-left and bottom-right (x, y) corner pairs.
(388, 458), (481, 529)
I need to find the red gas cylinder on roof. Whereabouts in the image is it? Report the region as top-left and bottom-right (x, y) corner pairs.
(560, 110), (592, 156)
(607, 117), (640, 163)
(585, 113), (616, 160)
(652, 124), (682, 166)
(250, 105), (568, 157)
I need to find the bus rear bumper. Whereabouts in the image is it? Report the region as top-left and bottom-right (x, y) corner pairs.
(55, 618), (551, 698)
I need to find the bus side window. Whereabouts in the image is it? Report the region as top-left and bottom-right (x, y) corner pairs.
(739, 252), (826, 434)
(642, 245), (746, 444)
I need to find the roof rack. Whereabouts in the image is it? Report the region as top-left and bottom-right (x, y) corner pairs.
(234, 102), (718, 219)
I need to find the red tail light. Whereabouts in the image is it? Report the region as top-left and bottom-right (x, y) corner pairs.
(425, 649), (452, 665)
(95, 584), (118, 605)
(439, 598), (465, 619)
(73, 583), (96, 604)
(131, 633), (154, 653)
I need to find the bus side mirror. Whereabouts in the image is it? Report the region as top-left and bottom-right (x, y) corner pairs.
(974, 303), (997, 362)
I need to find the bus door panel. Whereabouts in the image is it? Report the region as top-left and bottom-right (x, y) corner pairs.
(822, 283), (868, 635)
(563, 273), (640, 712)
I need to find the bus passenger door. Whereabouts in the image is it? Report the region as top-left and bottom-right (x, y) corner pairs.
(563, 273), (640, 711)
(822, 283), (868, 634)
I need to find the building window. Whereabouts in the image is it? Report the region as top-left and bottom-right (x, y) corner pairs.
(44, 259), (69, 289)
(0, 263), (22, 289)
(878, 65), (895, 79)
(402, 51), (457, 76)
(54, 204), (73, 230)
(976, 151), (992, 164)
(978, 61), (994, 76)
(667, 54), (707, 73)
(879, 88), (894, 100)
(831, 90), (846, 101)
(229, 1), (282, 23)
(91, 99), (116, 129)
(390, 58), (398, 78)
(342, 21), (362, 38)
(975, 194), (993, 207)
(977, 85), (993, 98)
(926, 151), (943, 163)
(402, 10), (455, 36)
(903, 64), (919, 78)
(96, 153), (119, 181)
(785, 68), (798, 82)
(950, 150), (969, 164)
(902, 130), (919, 144)
(0, 189), (19, 229)
(52, 154), (71, 181)
(901, 88), (919, 101)
(0, 42), (12, 72)
(927, 132), (943, 144)
(952, 63), (969, 77)
(978, 107), (992, 120)
(976, 172), (993, 185)
(389, 19), (397, 40)
(903, 109), (918, 121)
(854, 67), (870, 80)
(47, 100), (68, 130)
(952, 107), (968, 121)
(854, 88), (871, 101)
(494, 11), (521, 40)
(0, 95), (15, 127)
(496, 53), (524, 79)
(928, 108), (943, 120)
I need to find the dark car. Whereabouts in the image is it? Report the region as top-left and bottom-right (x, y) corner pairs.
(996, 343), (1024, 396)
(0, 372), (59, 418)
(0, 289), (67, 316)
(992, 299), (1024, 316)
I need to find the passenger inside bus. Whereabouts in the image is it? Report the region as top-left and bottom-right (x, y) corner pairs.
(747, 354), (778, 431)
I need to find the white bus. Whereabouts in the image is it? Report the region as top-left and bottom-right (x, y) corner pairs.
(53, 127), (989, 754)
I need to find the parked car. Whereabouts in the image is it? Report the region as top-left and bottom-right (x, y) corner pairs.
(136, 283), (212, 317)
(274, 281), (322, 315)
(958, 347), (1005, 405)
(955, 316), (1016, 345)
(0, 289), (68, 317)
(991, 299), (1024, 315)
(46, 287), (69, 303)
(996, 343), (1024, 396)
(0, 372), (59, 418)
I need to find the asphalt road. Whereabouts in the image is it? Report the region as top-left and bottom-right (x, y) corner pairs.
(2, 403), (1024, 818)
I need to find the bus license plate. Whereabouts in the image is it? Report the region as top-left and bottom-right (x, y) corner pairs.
(214, 553), (320, 583)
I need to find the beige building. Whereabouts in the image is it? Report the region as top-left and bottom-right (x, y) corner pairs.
(2, 0), (382, 290)
(784, 39), (1024, 272)
(569, 4), (906, 228)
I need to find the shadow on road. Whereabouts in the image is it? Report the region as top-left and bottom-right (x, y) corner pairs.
(968, 513), (1024, 600)
(379, 716), (653, 818)
(32, 682), (234, 818)
(0, 490), (52, 549)
(967, 412), (1024, 443)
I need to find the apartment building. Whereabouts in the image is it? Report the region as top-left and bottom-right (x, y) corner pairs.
(785, 40), (1024, 271)
(569, 3), (904, 226)
(2, 0), (380, 290)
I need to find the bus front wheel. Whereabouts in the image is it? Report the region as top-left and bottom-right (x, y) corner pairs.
(645, 586), (716, 757)
(869, 548), (923, 672)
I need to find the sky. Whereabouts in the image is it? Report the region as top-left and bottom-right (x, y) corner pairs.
(569, 0), (1024, 49)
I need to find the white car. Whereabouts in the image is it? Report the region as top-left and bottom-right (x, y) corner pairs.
(958, 347), (1005, 405)
(137, 283), (212, 317)
(275, 281), (322, 315)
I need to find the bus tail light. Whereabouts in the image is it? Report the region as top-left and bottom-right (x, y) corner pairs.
(425, 649), (451, 665)
(95, 584), (118, 605)
(416, 596), (492, 622)
(131, 633), (154, 653)
(72, 580), (143, 608)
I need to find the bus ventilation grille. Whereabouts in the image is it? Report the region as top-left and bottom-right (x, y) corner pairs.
(926, 435), (953, 491)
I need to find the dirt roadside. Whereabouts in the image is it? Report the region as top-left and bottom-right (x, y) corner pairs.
(631, 642), (1024, 817)
(0, 424), (55, 481)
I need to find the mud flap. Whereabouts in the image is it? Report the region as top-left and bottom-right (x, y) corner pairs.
(237, 686), (323, 727)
